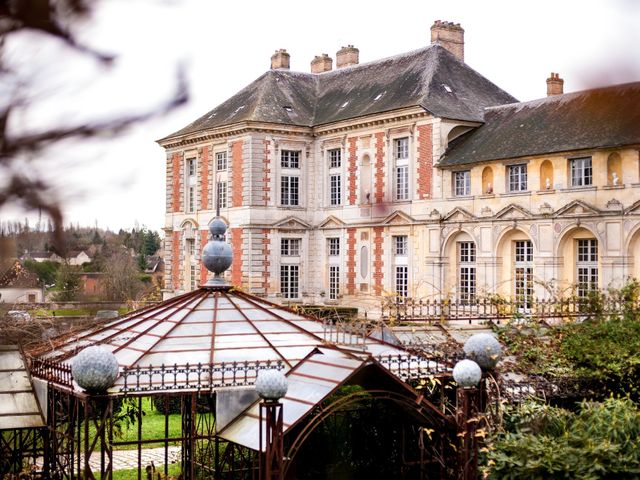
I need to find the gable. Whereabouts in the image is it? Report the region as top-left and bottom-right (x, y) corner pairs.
(555, 200), (600, 217)
(272, 216), (311, 230)
(382, 211), (416, 226)
(494, 204), (532, 219)
(318, 215), (346, 229)
(443, 207), (475, 222)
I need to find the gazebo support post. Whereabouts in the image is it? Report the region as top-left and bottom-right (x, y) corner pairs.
(259, 400), (284, 480)
(181, 393), (196, 480)
(80, 396), (113, 480)
(456, 386), (480, 480)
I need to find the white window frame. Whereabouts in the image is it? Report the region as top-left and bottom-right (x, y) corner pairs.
(458, 241), (476, 303)
(329, 265), (340, 300)
(217, 181), (228, 209)
(281, 150), (300, 169)
(187, 186), (195, 213)
(570, 157), (593, 187)
(508, 164), (528, 192)
(328, 238), (340, 257)
(394, 137), (409, 201)
(328, 148), (341, 169)
(216, 151), (228, 171)
(280, 264), (299, 299)
(393, 235), (408, 256)
(330, 174), (342, 206)
(281, 175), (300, 206)
(281, 238), (301, 257)
(514, 240), (534, 310)
(454, 171), (471, 196)
(576, 239), (598, 297)
(395, 265), (408, 298)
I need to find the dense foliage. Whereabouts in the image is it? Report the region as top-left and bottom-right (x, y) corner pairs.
(485, 398), (640, 479)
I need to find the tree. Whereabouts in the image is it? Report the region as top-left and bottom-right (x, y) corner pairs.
(53, 262), (81, 301)
(0, 0), (187, 251)
(103, 249), (144, 301)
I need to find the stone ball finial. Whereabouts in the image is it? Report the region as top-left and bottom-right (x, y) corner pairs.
(255, 368), (288, 401)
(209, 218), (227, 239)
(463, 333), (503, 370)
(202, 237), (233, 276)
(453, 359), (482, 388)
(71, 346), (119, 393)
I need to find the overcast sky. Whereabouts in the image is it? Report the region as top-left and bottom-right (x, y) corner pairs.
(2, 0), (639, 232)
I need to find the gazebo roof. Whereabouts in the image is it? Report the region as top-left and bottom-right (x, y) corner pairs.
(37, 285), (413, 395)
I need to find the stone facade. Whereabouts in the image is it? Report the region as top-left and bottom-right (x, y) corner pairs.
(159, 22), (640, 317)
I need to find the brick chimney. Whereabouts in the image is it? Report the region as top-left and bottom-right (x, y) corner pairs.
(271, 49), (290, 70)
(311, 54), (333, 74)
(546, 72), (564, 96)
(336, 45), (359, 69)
(430, 20), (464, 62)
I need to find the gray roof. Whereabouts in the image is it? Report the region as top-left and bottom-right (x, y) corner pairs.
(440, 82), (640, 167)
(161, 44), (516, 141)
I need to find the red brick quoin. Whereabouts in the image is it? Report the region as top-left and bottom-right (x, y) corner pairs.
(347, 137), (358, 205)
(373, 227), (384, 295)
(200, 146), (210, 211)
(417, 124), (433, 199)
(171, 153), (182, 213)
(231, 140), (243, 208)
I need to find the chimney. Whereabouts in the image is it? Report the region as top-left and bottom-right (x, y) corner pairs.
(336, 45), (359, 69)
(311, 54), (333, 74)
(430, 20), (464, 62)
(271, 49), (290, 70)
(546, 72), (564, 96)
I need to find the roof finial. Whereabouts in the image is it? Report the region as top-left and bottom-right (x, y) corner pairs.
(202, 190), (233, 287)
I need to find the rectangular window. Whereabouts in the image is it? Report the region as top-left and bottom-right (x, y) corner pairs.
(280, 265), (299, 299)
(395, 266), (408, 298)
(217, 181), (227, 209)
(458, 241), (476, 303)
(186, 238), (195, 257)
(570, 157), (593, 187)
(281, 176), (299, 206)
(216, 152), (227, 171)
(394, 137), (409, 160)
(508, 164), (528, 192)
(329, 265), (340, 300)
(329, 149), (341, 168)
(281, 238), (301, 256)
(576, 239), (598, 298)
(395, 165), (409, 201)
(328, 238), (340, 256)
(281, 150), (300, 169)
(330, 174), (342, 206)
(190, 264), (197, 290)
(187, 186), (195, 213)
(454, 171), (471, 196)
(394, 235), (408, 256)
(187, 158), (196, 177)
(514, 240), (534, 311)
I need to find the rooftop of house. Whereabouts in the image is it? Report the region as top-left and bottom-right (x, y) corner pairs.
(160, 44), (517, 142)
(440, 82), (640, 167)
(0, 260), (41, 289)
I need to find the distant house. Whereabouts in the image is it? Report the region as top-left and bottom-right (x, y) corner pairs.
(144, 255), (164, 275)
(21, 251), (55, 263)
(0, 260), (44, 303)
(49, 250), (92, 266)
(78, 272), (106, 298)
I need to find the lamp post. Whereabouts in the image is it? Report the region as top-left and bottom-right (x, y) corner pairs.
(453, 359), (482, 480)
(255, 369), (288, 480)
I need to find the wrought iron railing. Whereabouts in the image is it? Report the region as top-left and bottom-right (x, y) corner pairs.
(322, 318), (368, 350)
(30, 358), (74, 388)
(119, 360), (285, 393)
(381, 296), (639, 324)
(376, 353), (462, 379)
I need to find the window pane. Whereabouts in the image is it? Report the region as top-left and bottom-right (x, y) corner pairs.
(281, 265), (299, 298)
(394, 138), (409, 160)
(328, 238), (340, 256)
(216, 152), (227, 171)
(455, 171), (470, 196)
(508, 164), (527, 192)
(329, 265), (340, 300)
(281, 150), (300, 169)
(330, 174), (341, 205)
(395, 166), (409, 200)
(281, 176), (299, 206)
(329, 149), (341, 168)
(395, 266), (408, 298)
(394, 236), (408, 256)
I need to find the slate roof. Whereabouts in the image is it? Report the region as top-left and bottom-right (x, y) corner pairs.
(0, 260), (40, 289)
(439, 82), (640, 167)
(161, 44), (516, 141)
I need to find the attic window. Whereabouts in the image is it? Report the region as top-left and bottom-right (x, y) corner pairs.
(233, 105), (245, 114)
(283, 106), (293, 112)
(341, 101), (350, 108)
(374, 91), (386, 101)
(442, 83), (453, 93)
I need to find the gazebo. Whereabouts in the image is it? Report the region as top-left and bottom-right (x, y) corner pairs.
(25, 219), (461, 479)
